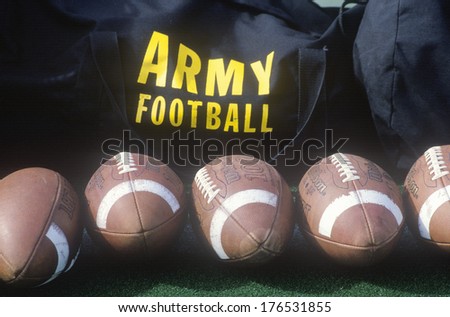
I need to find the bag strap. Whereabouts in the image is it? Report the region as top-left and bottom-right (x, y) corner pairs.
(89, 31), (131, 129)
(338, 0), (369, 37)
(269, 47), (327, 163)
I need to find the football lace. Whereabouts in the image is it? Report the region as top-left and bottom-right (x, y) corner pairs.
(194, 167), (220, 204)
(425, 146), (449, 181)
(331, 153), (360, 183)
(115, 152), (138, 175)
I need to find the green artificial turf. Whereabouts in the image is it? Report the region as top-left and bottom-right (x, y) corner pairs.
(2, 220), (450, 297)
(1, 138), (449, 298)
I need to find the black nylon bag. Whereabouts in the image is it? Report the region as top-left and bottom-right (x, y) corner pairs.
(0, 0), (378, 182)
(84, 0), (378, 181)
(0, 1), (102, 177)
(354, 0), (450, 176)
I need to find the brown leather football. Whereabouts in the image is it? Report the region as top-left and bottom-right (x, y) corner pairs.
(0, 168), (82, 287)
(298, 153), (404, 266)
(84, 152), (186, 258)
(404, 145), (450, 252)
(191, 155), (295, 264)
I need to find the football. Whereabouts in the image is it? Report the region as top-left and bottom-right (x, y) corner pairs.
(191, 155), (295, 264)
(298, 153), (404, 266)
(403, 145), (450, 252)
(84, 152), (186, 258)
(0, 168), (82, 287)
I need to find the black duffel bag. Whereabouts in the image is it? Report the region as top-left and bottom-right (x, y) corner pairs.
(354, 0), (450, 177)
(1, 0), (380, 182)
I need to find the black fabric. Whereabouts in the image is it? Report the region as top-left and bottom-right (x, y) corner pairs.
(0, 0), (379, 182)
(354, 0), (450, 176)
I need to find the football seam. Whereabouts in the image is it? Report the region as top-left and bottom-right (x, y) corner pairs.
(352, 180), (377, 247)
(197, 164), (263, 249)
(212, 194), (263, 248)
(210, 190), (278, 255)
(92, 200), (185, 235)
(341, 156), (376, 246)
(420, 237), (450, 247)
(13, 171), (62, 284)
(301, 225), (401, 251)
(89, 209), (185, 238)
(233, 158), (279, 249)
(127, 171), (150, 252)
(248, 172), (281, 249)
(219, 243), (280, 263)
(259, 171), (289, 253)
(194, 158), (282, 260)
